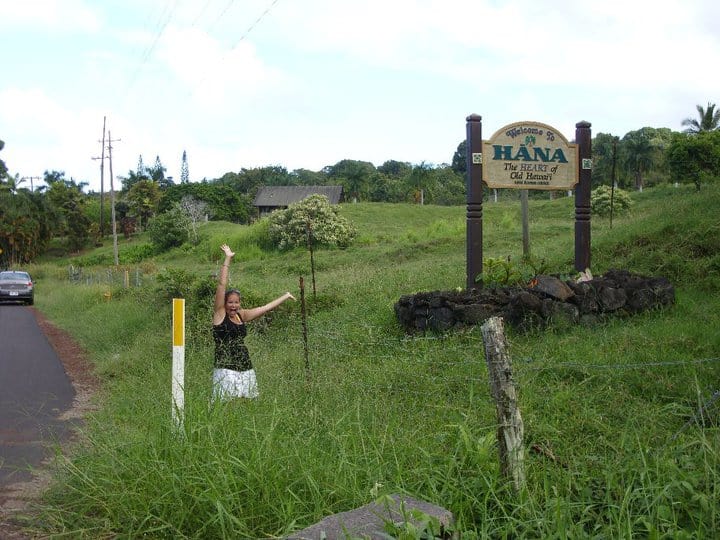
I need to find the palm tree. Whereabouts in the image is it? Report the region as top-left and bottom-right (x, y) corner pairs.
(621, 130), (655, 192)
(682, 102), (720, 134)
(0, 174), (27, 194)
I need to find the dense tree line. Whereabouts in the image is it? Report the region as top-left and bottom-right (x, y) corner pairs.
(590, 103), (720, 191)
(1, 102), (719, 264)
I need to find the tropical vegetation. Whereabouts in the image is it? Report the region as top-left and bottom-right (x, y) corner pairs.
(682, 102), (720, 134)
(2, 102), (720, 266)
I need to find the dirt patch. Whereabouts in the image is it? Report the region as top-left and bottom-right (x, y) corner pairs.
(0, 308), (100, 539)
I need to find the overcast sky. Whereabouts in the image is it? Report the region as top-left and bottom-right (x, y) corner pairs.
(1, 0), (718, 192)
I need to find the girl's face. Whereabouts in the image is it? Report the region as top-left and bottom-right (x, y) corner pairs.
(225, 292), (241, 313)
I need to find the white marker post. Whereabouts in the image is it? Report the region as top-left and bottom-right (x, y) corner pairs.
(172, 298), (185, 431)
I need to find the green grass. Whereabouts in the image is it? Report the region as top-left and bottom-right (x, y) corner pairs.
(26, 184), (720, 538)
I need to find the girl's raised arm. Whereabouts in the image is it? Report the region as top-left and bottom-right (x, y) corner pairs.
(240, 292), (296, 322)
(214, 244), (235, 318)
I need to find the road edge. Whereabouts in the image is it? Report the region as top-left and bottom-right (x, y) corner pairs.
(0, 307), (100, 539)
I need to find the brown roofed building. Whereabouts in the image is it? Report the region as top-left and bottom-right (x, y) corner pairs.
(253, 185), (344, 217)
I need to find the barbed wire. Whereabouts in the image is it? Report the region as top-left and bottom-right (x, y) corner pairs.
(669, 390), (720, 442)
(176, 307), (720, 375)
(59, 268), (720, 439)
(62, 269), (720, 380)
(515, 357), (720, 372)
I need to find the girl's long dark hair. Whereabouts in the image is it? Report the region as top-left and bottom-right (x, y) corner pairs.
(225, 289), (242, 301)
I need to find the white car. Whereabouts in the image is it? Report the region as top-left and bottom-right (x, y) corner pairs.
(0, 270), (34, 305)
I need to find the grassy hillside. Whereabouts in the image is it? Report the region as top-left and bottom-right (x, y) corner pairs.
(25, 184), (720, 538)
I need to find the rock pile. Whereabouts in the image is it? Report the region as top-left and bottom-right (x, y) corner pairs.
(394, 269), (675, 333)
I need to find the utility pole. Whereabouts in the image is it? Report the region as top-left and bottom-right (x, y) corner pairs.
(610, 137), (618, 229)
(21, 176), (42, 191)
(107, 131), (121, 266)
(91, 117), (107, 236)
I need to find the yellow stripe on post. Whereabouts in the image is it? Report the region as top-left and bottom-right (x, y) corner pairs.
(172, 298), (185, 431)
(173, 298), (185, 347)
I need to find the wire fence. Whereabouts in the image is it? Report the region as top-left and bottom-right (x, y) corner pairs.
(67, 264), (150, 287)
(277, 314), (720, 443)
(61, 270), (720, 453)
(234, 311), (720, 429)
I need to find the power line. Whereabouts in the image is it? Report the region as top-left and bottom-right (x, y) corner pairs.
(191, 0), (214, 27)
(204, 0), (238, 33)
(122, 0), (180, 103)
(229, 0), (279, 51)
(190, 0), (281, 96)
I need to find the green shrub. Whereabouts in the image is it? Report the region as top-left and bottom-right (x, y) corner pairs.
(243, 217), (273, 250)
(153, 268), (217, 318)
(119, 243), (156, 264)
(154, 267), (198, 300)
(591, 185), (632, 217)
(147, 208), (190, 251)
(267, 194), (357, 250)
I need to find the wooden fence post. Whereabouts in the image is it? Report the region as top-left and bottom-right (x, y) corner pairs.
(481, 316), (525, 492)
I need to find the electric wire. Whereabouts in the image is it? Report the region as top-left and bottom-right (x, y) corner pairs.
(122, 0), (180, 107)
(189, 0), (281, 96)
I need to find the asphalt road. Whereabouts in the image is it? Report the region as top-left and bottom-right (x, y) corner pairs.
(0, 304), (76, 489)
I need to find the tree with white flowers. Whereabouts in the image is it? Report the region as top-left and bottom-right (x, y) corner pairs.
(267, 194), (357, 250)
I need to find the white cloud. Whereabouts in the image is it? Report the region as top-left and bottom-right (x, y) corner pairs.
(0, 87), (107, 184)
(154, 25), (289, 107)
(0, 0), (100, 32)
(273, 0), (720, 93)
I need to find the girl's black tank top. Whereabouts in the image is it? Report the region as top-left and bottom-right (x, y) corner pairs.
(212, 313), (252, 371)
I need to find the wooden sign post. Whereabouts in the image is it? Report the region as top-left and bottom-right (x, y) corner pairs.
(465, 114), (484, 290)
(574, 121), (592, 272)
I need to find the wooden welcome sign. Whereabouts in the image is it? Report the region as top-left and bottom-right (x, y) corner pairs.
(482, 121), (578, 191)
(465, 115), (592, 289)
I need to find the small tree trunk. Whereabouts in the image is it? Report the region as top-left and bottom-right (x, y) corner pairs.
(300, 277), (310, 379)
(306, 222), (317, 300)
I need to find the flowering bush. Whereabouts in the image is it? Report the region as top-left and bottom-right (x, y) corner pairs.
(268, 194), (357, 250)
(591, 185), (633, 217)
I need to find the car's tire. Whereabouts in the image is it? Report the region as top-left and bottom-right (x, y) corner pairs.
(27, 298), (34, 306)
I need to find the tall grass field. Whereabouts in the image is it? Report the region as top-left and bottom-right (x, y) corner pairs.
(21, 184), (720, 538)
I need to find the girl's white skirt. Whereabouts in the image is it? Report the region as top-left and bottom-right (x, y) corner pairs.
(213, 368), (259, 400)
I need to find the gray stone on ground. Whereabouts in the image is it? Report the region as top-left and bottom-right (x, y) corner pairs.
(530, 275), (575, 301)
(287, 494), (454, 540)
